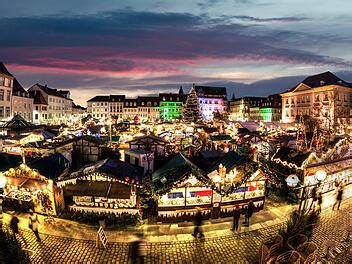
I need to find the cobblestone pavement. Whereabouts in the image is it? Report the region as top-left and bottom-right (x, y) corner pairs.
(3, 197), (351, 263)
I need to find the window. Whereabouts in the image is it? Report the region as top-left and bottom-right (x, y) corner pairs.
(6, 90), (10, 101)
(35, 114), (38, 120)
(0, 89), (3, 100)
(4, 78), (11, 87)
(0, 77), (4, 86)
(5, 107), (10, 117)
(0, 106), (3, 117)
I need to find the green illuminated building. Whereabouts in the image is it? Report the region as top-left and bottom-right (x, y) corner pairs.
(159, 87), (186, 121)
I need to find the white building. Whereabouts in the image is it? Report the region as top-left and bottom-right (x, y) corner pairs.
(28, 83), (72, 125)
(194, 84), (227, 120)
(281, 72), (352, 131)
(123, 98), (138, 120)
(137, 97), (160, 122)
(12, 79), (34, 122)
(0, 63), (14, 122)
(87, 95), (125, 121)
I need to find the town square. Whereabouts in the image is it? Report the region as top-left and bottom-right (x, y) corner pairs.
(0, 0), (351, 263)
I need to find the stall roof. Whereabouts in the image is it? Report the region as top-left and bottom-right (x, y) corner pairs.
(98, 158), (144, 183)
(0, 153), (23, 172)
(28, 153), (69, 180)
(209, 135), (232, 141)
(272, 147), (311, 167)
(206, 151), (246, 174)
(152, 153), (206, 192)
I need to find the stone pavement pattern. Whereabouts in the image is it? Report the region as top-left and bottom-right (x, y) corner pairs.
(4, 197), (350, 264)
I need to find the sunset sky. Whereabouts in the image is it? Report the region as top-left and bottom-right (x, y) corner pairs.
(1, 0), (351, 106)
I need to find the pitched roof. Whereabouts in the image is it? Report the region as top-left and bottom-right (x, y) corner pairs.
(288, 71), (352, 92)
(194, 85), (227, 98)
(97, 158), (144, 183)
(206, 151), (247, 174)
(272, 147), (311, 167)
(152, 153), (206, 192)
(2, 114), (36, 130)
(87, 95), (126, 102)
(209, 135), (232, 141)
(29, 153), (69, 180)
(31, 83), (70, 99)
(12, 79), (28, 95)
(0, 153), (23, 172)
(29, 90), (48, 105)
(0, 62), (14, 77)
(87, 95), (109, 102)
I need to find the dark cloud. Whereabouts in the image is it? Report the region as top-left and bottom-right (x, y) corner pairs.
(0, 9), (349, 76)
(231, 15), (308, 23)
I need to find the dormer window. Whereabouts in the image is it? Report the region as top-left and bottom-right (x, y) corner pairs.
(320, 80), (325, 86)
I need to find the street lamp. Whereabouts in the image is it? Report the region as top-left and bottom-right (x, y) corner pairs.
(315, 170), (327, 186)
(285, 174), (308, 212)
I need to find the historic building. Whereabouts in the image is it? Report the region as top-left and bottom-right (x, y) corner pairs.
(229, 96), (265, 121)
(28, 83), (72, 125)
(87, 95), (125, 121)
(229, 94), (282, 122)
(0, 63), (14, 122)
(258, 94), (282, 122)
(122, 98), (138, 120)
(281, 72), (352, 130)
(12, 79), (34, 122)
(159, 88), (186, 121)
(137, 96), (160, 122)
(194, 85), (227, 120)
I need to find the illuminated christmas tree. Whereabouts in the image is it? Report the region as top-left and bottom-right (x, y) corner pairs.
(183, 87), (201, 123)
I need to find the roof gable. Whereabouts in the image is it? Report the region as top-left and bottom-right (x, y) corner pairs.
(0, 62), (14, 78)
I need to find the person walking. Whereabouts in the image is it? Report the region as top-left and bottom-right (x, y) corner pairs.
(332, 186), (343, 211)
(130, 233), (147, 264)
(10, 215), (19, 234)
(316, 192), (323, 214)
(192, 208), (204, 239)
(309, 186), (318, 211)
(29, 210), (41, 241)
(244, 200), (255, 226)
(265, 179), (271, 197)
(232, 205), (241, 233)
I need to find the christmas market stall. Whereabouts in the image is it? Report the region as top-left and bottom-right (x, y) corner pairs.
(152, 152), (264, 222)
(303, 138), (352, 192)
(0, 163), (63, 216)
(58, 158), (144, 215)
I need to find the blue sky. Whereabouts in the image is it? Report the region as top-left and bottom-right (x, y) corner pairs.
(0, 0), (351, 105)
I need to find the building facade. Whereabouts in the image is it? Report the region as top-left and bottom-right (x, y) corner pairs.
(229, 97), (265, 121)
(194, 85), (227, 120)
(281, 72), (352, 130)
(0, 63), (14, 122)
(12, 79), (34, 122)
(28, 83), (72, 125)
(159, 91), (185, 121)
(258, 94), (282, 122)
(123, 98), (138, 120)
(137, 96), (160, 122)
(87, 95), (125, 121)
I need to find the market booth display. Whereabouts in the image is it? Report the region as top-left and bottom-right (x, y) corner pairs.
(0, 163), (63, 216)
(152, 152), (265, 222)
(58, 158), (143, 215)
